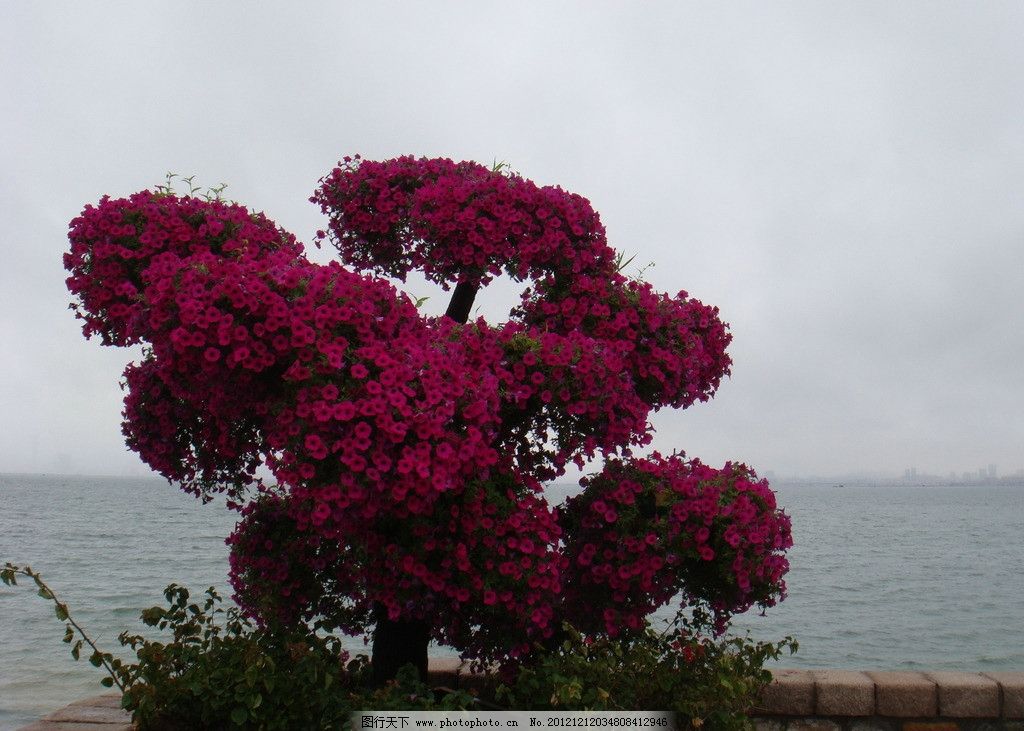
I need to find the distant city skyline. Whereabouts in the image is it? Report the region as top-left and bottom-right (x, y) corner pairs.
(765, 463), (1024, 485)
(899, 462), (1024, 484)
(7, 458), (1024, 484)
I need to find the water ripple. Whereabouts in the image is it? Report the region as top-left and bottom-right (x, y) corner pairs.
(2, 477), (1022, 729)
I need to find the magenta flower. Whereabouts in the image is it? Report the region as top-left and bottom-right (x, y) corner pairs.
(66, 156), (789, 672)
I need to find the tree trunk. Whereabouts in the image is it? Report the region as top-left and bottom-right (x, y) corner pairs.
(369, 279), (480, 685)
(371, 603), (430, 686)
(444, 280), (478, 324)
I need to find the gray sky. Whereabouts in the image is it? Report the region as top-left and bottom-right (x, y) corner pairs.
(3, 2), (1023, 479)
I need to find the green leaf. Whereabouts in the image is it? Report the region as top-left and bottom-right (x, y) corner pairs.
(100, 677), (114, 688)
(71, 641), (82, 660)
(55, 603), (69, 621)
(230, 707), (248, 725)
(89, 651), (104, 668)
(140, 607), (165, 626)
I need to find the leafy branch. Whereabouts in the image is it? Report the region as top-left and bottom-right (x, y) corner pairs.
(153, 172), (230, 202)
(490, 158), (522, 177)
(614, 250), (656, 279)
(2, 563), (127, 692)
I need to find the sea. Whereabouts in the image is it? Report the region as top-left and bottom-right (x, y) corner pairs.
(1, 473), (1022, 730)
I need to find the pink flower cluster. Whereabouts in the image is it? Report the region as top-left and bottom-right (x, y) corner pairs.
(65, 192), (304, 348)
(314, 156), (733, 479)
(67, 192), (499, 507)
(311, 155), (614, 288)
(64, 186), (562, 661)
(559, 454), (792, 637)
(65, 156), (789, 666)
(227, 475), (565, 665)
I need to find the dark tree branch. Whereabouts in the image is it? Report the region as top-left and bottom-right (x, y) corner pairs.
(444, 280), (479, 324)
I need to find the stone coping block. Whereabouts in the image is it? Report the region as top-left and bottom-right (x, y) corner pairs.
(983, 671), (1024, 719)
(868, 671), (938, 717)
(427, 656), (466, 687)
(754, 668), (816, 715)
(811, 670), (875, 716)
(427, 657), (497, 693)
(925, 671), (999, 718)
(18, 692), (131, 730)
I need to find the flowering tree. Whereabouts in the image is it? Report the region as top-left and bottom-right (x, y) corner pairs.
(65, 156), (791, 683)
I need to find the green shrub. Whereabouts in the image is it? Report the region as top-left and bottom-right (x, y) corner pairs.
(3, 565), (474, 730)
(496, 612), (796, 729)
(5, 564), (792, 729)
(122, 585), (478, 729)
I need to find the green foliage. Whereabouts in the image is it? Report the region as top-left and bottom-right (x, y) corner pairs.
(613, 250), (655, 279)
(117, 585), (475, 729)
(4, 564), (474, 730)
(154, 172), (230, 202)
(496, 613), (796, 729)
(361, 665), (476, 712)
(6, 563), (793, 729)
(3, 564), (127, 692)
(116, 583), (352, 730)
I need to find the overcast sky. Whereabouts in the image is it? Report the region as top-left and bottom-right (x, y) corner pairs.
(2, 2), (1023, 480)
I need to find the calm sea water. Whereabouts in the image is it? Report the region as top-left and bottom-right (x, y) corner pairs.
(1, 474), (1022, 729)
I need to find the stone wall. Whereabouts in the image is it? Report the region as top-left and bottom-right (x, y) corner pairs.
(749, 669), (1024, 730)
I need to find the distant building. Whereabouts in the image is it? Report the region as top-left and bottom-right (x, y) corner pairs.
(988, 464), (997, 478)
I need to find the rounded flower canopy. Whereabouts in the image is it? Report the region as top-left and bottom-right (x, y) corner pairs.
(65, 156), (790, 666)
